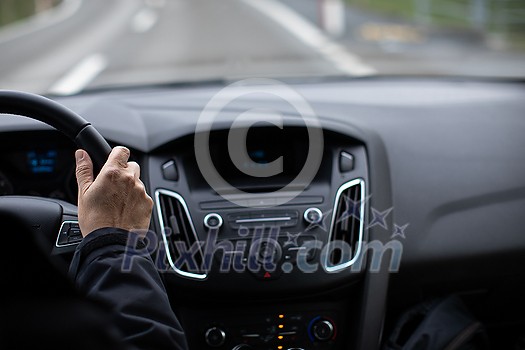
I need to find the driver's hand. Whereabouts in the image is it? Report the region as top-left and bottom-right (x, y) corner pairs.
(75, 146), (153, 237)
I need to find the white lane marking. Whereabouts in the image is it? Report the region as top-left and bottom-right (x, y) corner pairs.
(0, 0), (83, 45)
(131, 7), (158, 33)
(241, 0), (376, 76)
(48, 53), (107, 95)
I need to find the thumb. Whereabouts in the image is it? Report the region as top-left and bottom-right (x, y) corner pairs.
(75, 149), (94, 194)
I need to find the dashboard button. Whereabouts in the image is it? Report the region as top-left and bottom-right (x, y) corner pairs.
(161, 160), (178, 181)
(56, 221), (82, 247)
(204, 213), (223, 230)
(205, 327), (226, 347)
(312, 319), (335, 341)
(303, 208), (322, 225)
(339, 151), (354, 173)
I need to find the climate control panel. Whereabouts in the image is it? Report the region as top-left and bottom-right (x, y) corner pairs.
(184, 309), (341, 350)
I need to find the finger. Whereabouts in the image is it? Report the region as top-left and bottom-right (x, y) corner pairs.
(105, 146), (131, 169)
(75, 149), (94, 194)
(127, 161), (141, 180)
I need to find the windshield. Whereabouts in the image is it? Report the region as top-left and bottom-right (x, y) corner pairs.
(1, 0), (524, 95)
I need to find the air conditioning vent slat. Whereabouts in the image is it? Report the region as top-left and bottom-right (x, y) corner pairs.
(169, 215), (181, 236)
(177, 201), (194, 243)
(155, 189), (206, 280)
(325, 179), (365, 272)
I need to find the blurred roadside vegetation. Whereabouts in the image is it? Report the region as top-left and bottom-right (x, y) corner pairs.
(0, 0), (62, 27)
(346, 0), (525, 50)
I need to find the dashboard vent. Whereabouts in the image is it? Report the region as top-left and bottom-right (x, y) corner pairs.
(325, 179), (365, 272)
(155, 189), (206, 280)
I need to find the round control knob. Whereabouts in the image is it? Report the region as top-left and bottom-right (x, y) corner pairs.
(205, 327), (226, 347)
(204, 213), (223, 230)
(312, 319), (335, 341)
(304, 207), (323, 224)
(232, 345), (253, 350)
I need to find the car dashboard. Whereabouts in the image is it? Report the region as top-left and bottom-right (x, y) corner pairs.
(2, 77), (525, 350)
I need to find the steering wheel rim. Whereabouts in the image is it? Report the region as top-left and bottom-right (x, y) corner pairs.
(0, 90), (113, 260)
(0, 90), (111, 173)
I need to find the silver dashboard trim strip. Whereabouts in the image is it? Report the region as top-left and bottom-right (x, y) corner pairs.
(235, 216), (291, 224)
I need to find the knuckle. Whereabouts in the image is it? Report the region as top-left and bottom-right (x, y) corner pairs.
(128, 162), (141, 175)
(123, 173), (135, 185)
(135, 181), (145, 192)
(104, 167), (121, 181)
(145, 195), (154, 209)
(75, 164), (90, 177)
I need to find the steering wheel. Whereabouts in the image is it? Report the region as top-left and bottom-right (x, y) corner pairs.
(0, 90), (112, 259)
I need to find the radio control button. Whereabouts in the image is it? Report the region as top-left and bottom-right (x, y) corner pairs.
(304, 208), (322, 224)
(204, 213), (223, 230)
(204, 327), (226, 347)
(312, 319), (335, 341)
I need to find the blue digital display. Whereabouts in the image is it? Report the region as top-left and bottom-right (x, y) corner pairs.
(27, 150), (57, 174)
(249, 150), (269, 163)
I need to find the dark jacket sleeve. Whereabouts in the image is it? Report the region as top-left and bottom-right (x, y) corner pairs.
(69, 228), (188, 350)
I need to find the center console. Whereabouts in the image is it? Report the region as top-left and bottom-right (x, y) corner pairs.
(148, 127), (371, 349)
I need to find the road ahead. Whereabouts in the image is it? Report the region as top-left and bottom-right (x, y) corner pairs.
(1, 0), (524, 95)
(0, 0), (374, 95)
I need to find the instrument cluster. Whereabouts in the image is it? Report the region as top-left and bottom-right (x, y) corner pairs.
(0, 131), (78, 204)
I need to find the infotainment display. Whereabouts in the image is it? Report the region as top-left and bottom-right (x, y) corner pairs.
(211, 127), (308, 187)
(189, 127), (313, 192)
